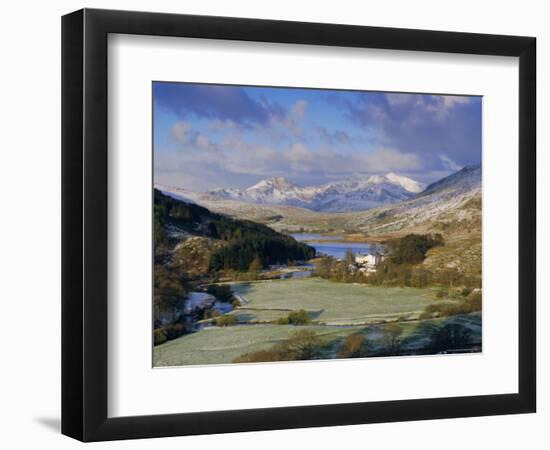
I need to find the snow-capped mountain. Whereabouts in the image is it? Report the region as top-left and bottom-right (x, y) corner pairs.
(332, 164), (482, 237)
(203, 177), (305, 204)
(160, 173), (426, 213)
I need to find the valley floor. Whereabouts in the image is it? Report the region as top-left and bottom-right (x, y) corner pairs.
(153, 278), (481, 367)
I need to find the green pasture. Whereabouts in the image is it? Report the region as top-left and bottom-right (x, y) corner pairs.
(153, 324), (360, 367)
(153, 312), (481, 367)
(231, 278), (441, 325)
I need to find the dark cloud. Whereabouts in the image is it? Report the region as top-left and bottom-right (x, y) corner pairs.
(344, 92), (482, 169)
(153, 83), (285, 127)
(154, 86), (482, 190)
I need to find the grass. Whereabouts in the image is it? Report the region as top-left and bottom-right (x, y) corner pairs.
(230, 278), (441, 325)
(153, 313), (481, 366)
(153, 278), (481, 367)
(153, 324), (362, 367)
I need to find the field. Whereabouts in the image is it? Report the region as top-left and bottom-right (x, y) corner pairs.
(153, 324), (360, 366)
(231, 278), (442, 325)
(153, 313), (481, 367)
(153, 277), (481, 367)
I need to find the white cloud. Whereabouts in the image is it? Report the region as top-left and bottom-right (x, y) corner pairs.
(429, 95), (471, 121)
(196, 134), (211, 149)
(170, 121), (193, 142)
(442, 95), (471, 108)
(439, 154), (462, 172)
(158, 96), (452, 190)
(357, 148), (420, 173)
(156, 127), (423, 191)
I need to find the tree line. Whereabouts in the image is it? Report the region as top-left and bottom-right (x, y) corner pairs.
(154, 189), (315, 272)
(315, 233), (481, 289)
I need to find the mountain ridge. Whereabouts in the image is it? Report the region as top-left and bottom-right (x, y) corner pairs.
(160, 172), (426, 213)
(420, 164), (481, 198)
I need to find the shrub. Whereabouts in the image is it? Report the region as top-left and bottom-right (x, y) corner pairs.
(287, 309), (310, 325)
(275, 309), (310, 325)
(164, 323), (186, 340)
(338, 334), (368, 358)
(435, 268), (463, 288)
(153, 322), (187, 345)
(364, 262), (435, 289)
(233, 330), (321, 363)
(285, 330), (322, 360)
(202, 307), (222, 320)
(153, 264), (187, 323)
(383, 322), (403, 352)
(386, 233), (444, 265)
(468, 291), (482, 311)
(233, 347), (287, 363)
(214, 314), (238, 327)
(154, 328), (167, 346)
(410, 267), (433, 288)
(420, 293), (482, 319)
(231, 298), (241, 308)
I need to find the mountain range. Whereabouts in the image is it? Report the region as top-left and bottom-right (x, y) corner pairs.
(157, 164), (482, 274)
(157, 172), (428, 213)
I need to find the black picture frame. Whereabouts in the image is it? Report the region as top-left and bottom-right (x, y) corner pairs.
(62, 8), (536, 442)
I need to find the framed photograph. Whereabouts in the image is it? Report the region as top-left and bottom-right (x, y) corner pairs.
(62, 8), (536, 442)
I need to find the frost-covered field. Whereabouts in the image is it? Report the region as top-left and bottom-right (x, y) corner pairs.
(230, 278), (440, 325)
(153, 324), (360, 367)
(153, 313), (481, 367)
(153, 277), (481, 367)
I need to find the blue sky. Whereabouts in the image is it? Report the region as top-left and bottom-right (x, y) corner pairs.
(153, 82), (481, 191)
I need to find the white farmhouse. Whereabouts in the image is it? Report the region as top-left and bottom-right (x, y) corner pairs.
(355, 254), (371, 265)
(354, 252), (384, 273)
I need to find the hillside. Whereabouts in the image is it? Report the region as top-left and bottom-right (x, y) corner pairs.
(342, 165), (482, 278)
(156, 166), (480, 235)
(154, 189), (315, 272)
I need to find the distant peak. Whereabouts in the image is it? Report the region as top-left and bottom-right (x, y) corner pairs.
(366, 174), (385, 183)
(248, 176), (296, 191)
(384, 172), (424, 193)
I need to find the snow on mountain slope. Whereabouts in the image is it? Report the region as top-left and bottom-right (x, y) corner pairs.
(193, 173), (425, 212)
(419, 164), (481, 198)
(386, 172), (424, 193)
(155, 165), (482, 241)
(154, 185), (198, 204)
(342, 164), (482, 235)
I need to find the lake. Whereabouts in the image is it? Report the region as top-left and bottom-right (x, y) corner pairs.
(291, 233), (374, 259)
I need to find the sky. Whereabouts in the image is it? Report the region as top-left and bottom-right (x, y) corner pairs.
(153, 82), (482, 191)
